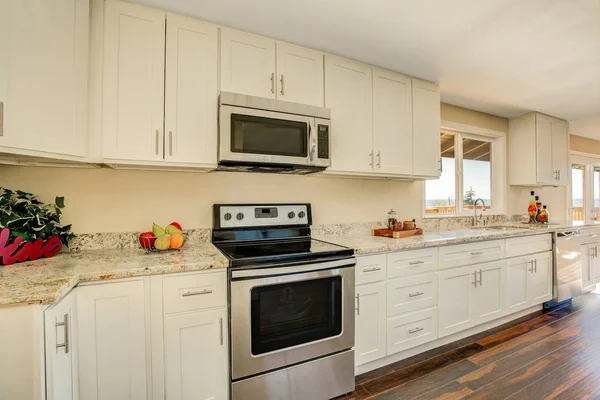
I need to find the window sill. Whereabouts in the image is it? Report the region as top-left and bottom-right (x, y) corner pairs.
(423, 211), (507, 219)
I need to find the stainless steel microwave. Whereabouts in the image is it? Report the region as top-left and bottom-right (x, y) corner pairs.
(218, 92), (331, 174)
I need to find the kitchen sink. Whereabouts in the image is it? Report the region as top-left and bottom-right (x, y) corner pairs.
(482, 226), (524, 231)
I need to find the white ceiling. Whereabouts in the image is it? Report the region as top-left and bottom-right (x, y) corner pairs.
(133, 0), (600, 138)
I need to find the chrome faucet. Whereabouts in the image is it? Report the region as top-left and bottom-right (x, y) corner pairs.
(473, 198), (486, 227)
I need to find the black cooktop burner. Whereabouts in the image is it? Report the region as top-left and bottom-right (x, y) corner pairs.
(215, 238), (353, 268)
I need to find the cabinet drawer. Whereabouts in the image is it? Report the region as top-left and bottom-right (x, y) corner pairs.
(163, 270), (226, 314)
(386, 308), (437, 356)
(580, 228), (600, 244)
(439, 240), (505, 270)
(387, 248), (438, 278)
(387, 273), (437, 316)
(356, 254), (387, 285)
(505, 234), (552, 258)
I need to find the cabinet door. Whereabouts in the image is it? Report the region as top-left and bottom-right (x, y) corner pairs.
(220, 28), (276, 99)
(78, 280), (150, 400)
(355, 282), (386, 366)
(164, 14), (218, 165)
(591, 244), (600, 284)
(412, 79), (441, 178)
(45, 291), (77, 400)
(372, 68), (413, 176)
(581, 243), (593, 288)
(438, 265), (474, 338)
(535, 115), (554, 185)
(164, 308), (228, 400)
(471, 261), (504, 325)
(102, 0), (166, 162)
(529, 251), (553, 305)
(505, 256), (530, 314)
(324, 55), (373, 174)
(551, 120), (569, 186)
(0, 0), (89, 158)
(276, 42), (323, 106)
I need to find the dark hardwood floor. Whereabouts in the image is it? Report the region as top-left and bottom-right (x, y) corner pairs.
(341, 293), (600, 400)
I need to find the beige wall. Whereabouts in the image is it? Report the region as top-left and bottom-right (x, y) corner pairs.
(570, 134), (600, 155)
(0, 103), (571, 234)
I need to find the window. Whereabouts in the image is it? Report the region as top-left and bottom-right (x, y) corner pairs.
(571, 164), (585, 221)
(569, 160), (600, 222)
(425, 128), (505, 216)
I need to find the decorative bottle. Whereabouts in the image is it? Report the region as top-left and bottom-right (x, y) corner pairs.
(528, 191), (537, 224)
(537, 205), (549, 224)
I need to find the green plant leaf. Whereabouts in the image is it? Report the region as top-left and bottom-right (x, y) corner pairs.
(55, 197), (65, 208)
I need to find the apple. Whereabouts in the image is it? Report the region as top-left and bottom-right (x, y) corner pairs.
(139, 232), (156, 249)
(169, 221), (183, 231)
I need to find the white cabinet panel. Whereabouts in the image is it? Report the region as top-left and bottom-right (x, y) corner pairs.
(505, 256), (530, 314)
(163, 270), (227, 314)
(438, 240), (505, 270)
(0, 0), (89, 159)
(355, 254), (387, 285)
(165, 15), (218, 165)
(471, 261), (504, 324)
(582, 243), (593, 288)
(220, 28), (276, 99)
(386, 308), (437, 356)
(505, 234), (552, 258)
(372, 68), (413, 176)
(355, 282), (386, 366)
(536, 115), (554, 185)
(102, 0), (166, 162)
(438, 265), (474, 338)
(164, 308), (228, 400)
(412, 79), (441, 178)
(551, 120), (569, 186)
(77, 280), (151, 400)
(45, 291), (77, 400)
(324, 55), (373, 174)
(529, 251), (552, 305)
(386, 248), (438, 278)
(276, 42), (323, 106)
(387, 273), (437, 316)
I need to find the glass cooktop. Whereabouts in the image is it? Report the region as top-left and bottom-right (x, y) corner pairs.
(215, 238), (353, 268)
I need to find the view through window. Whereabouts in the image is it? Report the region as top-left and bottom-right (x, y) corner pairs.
(571, 164), (584, 221)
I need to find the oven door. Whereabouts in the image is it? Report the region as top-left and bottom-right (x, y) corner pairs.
(230, 258), (355, 380)
(219, 104), (316, 166)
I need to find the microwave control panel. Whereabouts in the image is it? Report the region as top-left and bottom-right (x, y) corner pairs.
(317, 125), (329, 159)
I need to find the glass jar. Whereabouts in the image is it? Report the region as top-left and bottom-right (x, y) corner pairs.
(387, 209), (398, 230)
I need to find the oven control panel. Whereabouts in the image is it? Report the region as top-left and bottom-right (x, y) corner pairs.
(215, 204), (310, 228)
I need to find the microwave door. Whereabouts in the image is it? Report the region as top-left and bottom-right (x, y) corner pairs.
(219, 105), (311, 166)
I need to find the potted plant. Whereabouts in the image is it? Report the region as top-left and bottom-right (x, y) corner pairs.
(0, 188), (75, 265)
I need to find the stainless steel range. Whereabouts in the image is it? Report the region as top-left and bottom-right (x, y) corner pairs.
(212, 204), (356, 400)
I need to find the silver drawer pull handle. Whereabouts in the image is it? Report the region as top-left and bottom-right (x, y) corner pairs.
(409, 260), (425, 265)
(182, 289), (213, 297)
(355, 294), (360, 315)
(471, 251), (484, 255)
(363, 267), (382, 273)
(219, 317), (224, 346)
(409, 327), (424, 334)
(55, 314), (69, 354)
(409, 292), (424, 298)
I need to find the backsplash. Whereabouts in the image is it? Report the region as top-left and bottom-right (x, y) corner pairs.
(68, 215), (529, 251)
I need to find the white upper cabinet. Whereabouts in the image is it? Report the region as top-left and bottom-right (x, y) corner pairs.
(412, 79), (441, 178)
(220, 29), (277, 99)
(508, 112), (569, 186)
(164, 14), (218, 166)
(276, 42), (324, 106)
(372, 69), (413, 176)
(102, 0), (166, 162)
(0, 0), (89, 160)
(324, 55), (373, 174)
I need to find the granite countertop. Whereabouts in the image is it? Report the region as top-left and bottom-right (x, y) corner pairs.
(0, 243), (228, 306)
(315, 221), (600, 255)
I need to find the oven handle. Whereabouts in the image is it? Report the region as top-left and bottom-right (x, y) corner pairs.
(231, 257), (356, 279)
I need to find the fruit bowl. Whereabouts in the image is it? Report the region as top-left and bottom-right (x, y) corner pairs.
(138, 234), (186, 253)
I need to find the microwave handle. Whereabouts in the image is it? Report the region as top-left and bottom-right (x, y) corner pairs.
(308, 119), (317, 163)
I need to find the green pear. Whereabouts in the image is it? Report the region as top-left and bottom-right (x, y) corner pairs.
(154, 236), (170, 251)
(165, 224), (182, 235)
(152, 223), (166, 237)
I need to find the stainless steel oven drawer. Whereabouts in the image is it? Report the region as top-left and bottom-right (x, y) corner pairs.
(232, 350), (355, 400)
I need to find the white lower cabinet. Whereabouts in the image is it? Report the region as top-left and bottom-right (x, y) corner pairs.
(164, 308), (228, 400)
(582, 242), (594, 289)
(387, 308), (437, 355)
(387, 273), (437, 316)
(529, 251), (553, 304)
(438, 260), (505, 338)
(45, 290), (77, 400)
(505, 251), (553, 314)
(355, 281), (387, 366)
(77, 279), (151, 400)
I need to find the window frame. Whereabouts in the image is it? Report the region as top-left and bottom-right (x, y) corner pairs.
(568, 151), (600, 222)
(423, 121), (507, 218)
